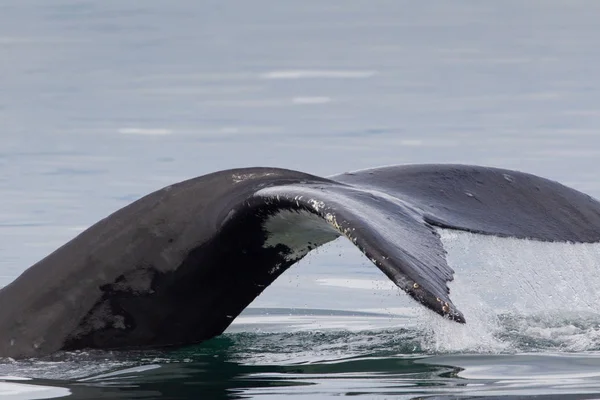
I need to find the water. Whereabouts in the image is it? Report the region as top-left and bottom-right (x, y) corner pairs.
(2, 1), (600, 398)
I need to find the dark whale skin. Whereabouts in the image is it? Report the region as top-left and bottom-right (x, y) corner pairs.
(1, 164), (599, 359)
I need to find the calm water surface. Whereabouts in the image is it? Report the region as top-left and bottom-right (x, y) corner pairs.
(2, 1), (600, 399)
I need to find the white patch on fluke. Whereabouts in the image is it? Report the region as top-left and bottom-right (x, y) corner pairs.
(307, 199), (325, 212)
(232, 172), (276, 184)
(262, 210), (339, 263)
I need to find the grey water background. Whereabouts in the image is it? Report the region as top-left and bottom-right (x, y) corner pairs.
(2, 1), (600, 398)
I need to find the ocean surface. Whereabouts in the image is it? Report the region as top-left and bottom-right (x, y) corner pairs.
(2, 1), (600, 398)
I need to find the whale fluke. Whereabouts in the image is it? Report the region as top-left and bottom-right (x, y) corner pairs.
(1, 164), (599, 358)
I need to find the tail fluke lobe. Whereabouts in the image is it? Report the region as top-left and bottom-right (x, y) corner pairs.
(4, 164), (600, 358)
(255, 184), (464, 322)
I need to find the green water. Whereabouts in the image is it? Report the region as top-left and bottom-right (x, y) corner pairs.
(5, 315), (600, 399)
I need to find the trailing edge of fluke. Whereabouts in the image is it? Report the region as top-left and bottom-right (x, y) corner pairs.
(1, 164), (600, 359)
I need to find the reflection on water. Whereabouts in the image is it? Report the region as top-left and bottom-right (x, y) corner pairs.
(5, 328), (600, 399)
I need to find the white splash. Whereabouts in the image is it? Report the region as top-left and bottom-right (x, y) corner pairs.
(419, 229), (600, 353)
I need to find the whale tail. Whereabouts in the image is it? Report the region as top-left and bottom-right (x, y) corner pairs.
(1, 164), (600, 358)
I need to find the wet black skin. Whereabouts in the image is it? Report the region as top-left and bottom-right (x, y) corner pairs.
(1, 164), (599, 359)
